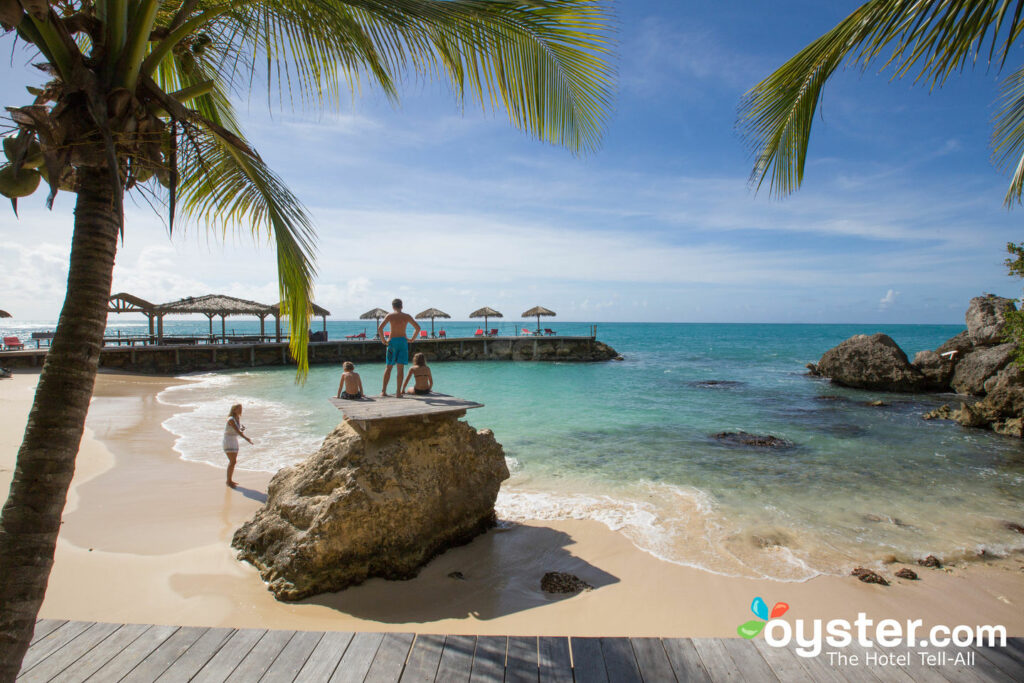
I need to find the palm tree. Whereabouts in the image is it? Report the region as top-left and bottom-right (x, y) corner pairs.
(738, 0), (1024, 206)
(0, 0), (613, 675)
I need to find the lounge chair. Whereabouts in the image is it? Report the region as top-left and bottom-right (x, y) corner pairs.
(3, 336), (24, 350)
(489, 328), (498, 337)
(544, 328), (557, 336)
(521, 328), (533, 336)
(439, 330), (447, 338)
(345, 332), (366, 340)
(474, 329), (484, 337)
(420, 330), (428, 338)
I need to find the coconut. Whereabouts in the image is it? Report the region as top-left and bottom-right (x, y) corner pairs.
(0, 165), (41, 198)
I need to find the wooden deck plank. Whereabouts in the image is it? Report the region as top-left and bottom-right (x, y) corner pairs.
(719, 638), (779, 682)
(31, 620), (68, 645)
(19, 621), (123, 682)
(505, 636), (538, 683)
(48, 622), (151, 683)
(469, 636), (507, 683)
(537, 637), (572, 683)
(629, 638), (676, 682)
(121, 626), (209, 683)
(293, 631), (354, 682)
(399, 634), (445, 683)
(568, 637), (608, 683)
(328, 393), (483, 423)
(690, 639), (746, 682)
(661, 638), (711, 682)
(329, 631), (385, 683)
(224, 629), (296, 682)
(434, 635), (476, 683)
(79, 624), (179, 682)
(839, 643), (904, 683)
(260, 630), (324, 683)
(364, 632), (415, 683)
(598, 638), (642, 683)
(189, 628), (266, 683)
(153, 627), (234, 683)
(750, 639), (827, 683)
(19, 620), (94, 673)
(782, 644), (849, 683)
(972, 642), (1024, 681)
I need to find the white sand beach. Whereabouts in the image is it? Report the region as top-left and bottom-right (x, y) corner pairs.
(2, 369), (1023, 637)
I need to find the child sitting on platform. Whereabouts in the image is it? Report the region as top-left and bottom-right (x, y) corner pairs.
(336, 361), (364, 399)
(401, 353), (433, 396)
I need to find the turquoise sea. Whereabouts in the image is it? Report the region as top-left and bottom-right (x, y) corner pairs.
(9, 319), (1024, 580)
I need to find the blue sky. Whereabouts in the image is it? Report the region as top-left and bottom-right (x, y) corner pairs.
(2, 0), (1023, 323)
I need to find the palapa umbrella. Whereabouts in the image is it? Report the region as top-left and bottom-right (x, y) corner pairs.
(469, 307), (503, 335)
(522, 305), (556, 335)
(0, 310), (10, 319)
(360, 308), (388, 335)
(415, 308), (451, 337)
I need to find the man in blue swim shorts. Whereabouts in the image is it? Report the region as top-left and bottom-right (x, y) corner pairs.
(377, 298), (421, 397)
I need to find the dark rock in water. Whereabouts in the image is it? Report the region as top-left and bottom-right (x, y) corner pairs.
(992, 418), (1024, 438)
(952, 402), (992, 428)
(231, 415), (509, 600)
(862, 514), (912, 528)
(917, 555), (942, 568)
(912, 350), (956, 391)
(813, 333), (926, 392)
(965, 294), (1017, 346)
(613, 355), (625, 361)
(982, 365), (1024, 415)
(712, 432), (795, 449)
(689, 379), (745, 389)
(814, 395), (846, 402)
(541, 571), (593, 594)
(950, 344), (1015, 395)
(864, 400), (889, 407)
(806, 362), (820, 375)
(851, 567), (889, 585)
(895, 568), (919, 580)
(923, 405), (953, 420)
(1004, 522), (1024, 535)
(448, 571), (466, 580)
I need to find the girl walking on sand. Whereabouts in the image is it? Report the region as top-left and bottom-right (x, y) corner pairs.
(223, 404), (253, 488)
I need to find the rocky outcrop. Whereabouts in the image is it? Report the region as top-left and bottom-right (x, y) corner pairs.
(950, 344), (1014, 395)
(966, 294), (1016, 345)
(810, 333), (925, 392)
(712, 432), (795, 449)
(232, 414), (510, 600)
(912, 350), (954, 390)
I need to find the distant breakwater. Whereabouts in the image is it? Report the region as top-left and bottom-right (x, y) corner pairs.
(0, 335), (620, 374)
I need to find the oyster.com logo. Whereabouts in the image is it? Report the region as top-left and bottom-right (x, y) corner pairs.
(737, 596), (789, 638)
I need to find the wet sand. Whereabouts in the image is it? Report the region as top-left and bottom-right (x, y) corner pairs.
(2, 369), (1024, 636)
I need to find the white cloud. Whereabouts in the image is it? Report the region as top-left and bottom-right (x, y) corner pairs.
(880, 289), (899, 309)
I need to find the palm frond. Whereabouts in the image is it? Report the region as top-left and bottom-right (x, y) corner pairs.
(739, 0), (1024, 198)
(993, 62), (1024, 205)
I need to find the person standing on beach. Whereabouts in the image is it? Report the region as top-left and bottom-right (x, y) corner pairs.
(223, 404), (253, 488)
(378, 298), (421, 397)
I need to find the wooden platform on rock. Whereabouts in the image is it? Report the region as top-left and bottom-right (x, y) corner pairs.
(20, 619), (1024, 682)
(328, 392), (483, 423)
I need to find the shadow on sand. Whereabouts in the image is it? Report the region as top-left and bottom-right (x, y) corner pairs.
(230, 485), (267, 504)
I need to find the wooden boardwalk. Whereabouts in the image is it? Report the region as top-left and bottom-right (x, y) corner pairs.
(17, 620), (1024, 682)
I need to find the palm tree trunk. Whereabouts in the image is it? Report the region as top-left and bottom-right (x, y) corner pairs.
(0, 169), (121, 681)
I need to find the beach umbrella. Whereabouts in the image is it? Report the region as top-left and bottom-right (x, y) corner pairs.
(522, 305), (556, 335)
(0, 310), (10, 318)
(360, 308), (388, 335)
(469, 307), (503, 334)
(415, 308), (451, 337)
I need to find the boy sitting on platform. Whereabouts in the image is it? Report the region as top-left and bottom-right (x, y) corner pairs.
(401, 353), (433, 396)
(336, 361), (364, 400)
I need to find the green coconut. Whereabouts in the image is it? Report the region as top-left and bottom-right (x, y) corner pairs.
(3, 137), (42, 167)
(0, 164), (41, 198)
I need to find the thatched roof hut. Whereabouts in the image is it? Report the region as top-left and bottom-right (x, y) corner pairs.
(415, 308), (451, 337)
(157, 295), (272, 340)
(0, 309), (10, 319)
(360, 308), (389, 321)
(522, 305), (556, 334)
(269, 301), (331, 337)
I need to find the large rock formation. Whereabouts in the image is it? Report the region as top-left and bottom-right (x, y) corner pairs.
(232, 414), (509, 600)
(809, 333), (925, 392)
(809, 294), (1023, 436)
(949, 344), (1015, 395)
(966, 294), (1016, 345)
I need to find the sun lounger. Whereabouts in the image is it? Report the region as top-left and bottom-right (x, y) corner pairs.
(3, 336), (24, 350)
(489, 328), (498, 336)
(420, 330), (428, 338)
(522, 328), (533, 336)
(439, 330), (446, 338)
(474, 329), (484, 336)
(544, 328), (557, 336)
(345, 332), (367, 340)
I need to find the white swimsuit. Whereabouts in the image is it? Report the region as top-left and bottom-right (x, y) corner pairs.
(223, 417), (243, 452)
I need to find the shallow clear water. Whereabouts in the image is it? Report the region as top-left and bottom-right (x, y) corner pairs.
(67, 321), (1024, 580)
